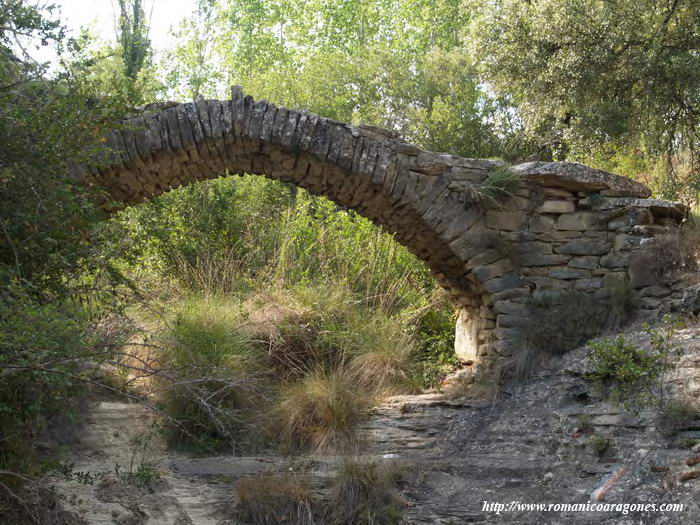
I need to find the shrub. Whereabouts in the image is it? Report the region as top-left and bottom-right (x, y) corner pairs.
(523, 291), (607, 356)
(0, 294), (97, 475)
(588, 435), (612, 458)
(270, 367), (370, 453)
(234, 473), (316, 525)
(326, 458), (406, 525)
(656, 399), (700, 438)
(629, 230), (699, 284)
(156, 297), (265, 453)
(586, 335), (663, 407)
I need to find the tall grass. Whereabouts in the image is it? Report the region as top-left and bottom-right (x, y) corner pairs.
(112, 175), (458, 453)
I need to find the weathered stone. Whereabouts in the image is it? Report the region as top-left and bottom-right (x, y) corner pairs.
(543, 187), (575, 199)
(512, 241), (553, 255)
(614, 233), (651, 252)
(454, 308), (479, 362)
(493, 300), (527, 316)
(480, 305), (497, 320)
(519, 253), (571, 267)
(579, 196), (687, 221)
(483, 273), (527, 293)
(639, 285), (671, 298)
(512, 161), (651, 198)
(568, 256), (600, 270)
(528, 215), (555, 232)
(556, 212), (601, 231)
(607, 208), (654, 230)
(528, 277), (571, 290)
(496, 314), (523, 328)
(574, 278), (604, 290)
(549, 266), (591, 280)
(471, 258), (517, 282)
(485, 211), (526, 231)
(600, 253), (629, 268)
(555, 239), (612, 256)
(537, 200), (576, 214)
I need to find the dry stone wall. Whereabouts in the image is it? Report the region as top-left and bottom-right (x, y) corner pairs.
(76, 88), (687, 373)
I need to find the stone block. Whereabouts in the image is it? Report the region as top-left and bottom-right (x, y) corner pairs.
(485, 211), (526, 231)
(556, 212), (601, 231)
(574, 278), (604, 290)
(512, 241), (553, 255)
(528, 276), (571, 289)
(497, 314), (523, 328)
(568, 256), (600, 269)
(488, 286), (532, 304)
(537, 230), (582, 242)
(483, 273), (528, 293)
(479, 304), (496, 321)
(528, 215), (555, 232)
(549, 266), (591, 280)
(639, 285), (671, 298)
(555, 239), (612, 255)
(493, 300), (527, 315)
(600, 253), (629, 268)
(543, 187), (576, 198)
(472, 258), (517, 282)
(467, 248), (505, 267)
(519, 253), (571, 267)
(537, 200), (576, 214)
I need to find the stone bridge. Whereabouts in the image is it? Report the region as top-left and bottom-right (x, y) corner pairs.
(75, 87), (687, 371)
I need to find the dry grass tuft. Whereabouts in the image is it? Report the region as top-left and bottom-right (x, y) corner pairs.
(326, 458), (407, 524)
(270, 367), (370, 453)
(234, 473), (316, 525)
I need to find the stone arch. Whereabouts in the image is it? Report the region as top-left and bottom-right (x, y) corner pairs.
(76, 87), (687, 373)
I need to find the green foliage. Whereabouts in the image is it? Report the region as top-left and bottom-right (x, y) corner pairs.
(156, 286), (424, 454)
(156, 297), (262, 453)
(0, 292), (103, 478)
(468, 0), (700, 200)
(272, 366), (369, 453)
(117, 0), (151, 80)
(478, 165), (521, 203)
(161, 0), (529, 160)
(585, 317), (683, 409)
(575, 414), (594, 434)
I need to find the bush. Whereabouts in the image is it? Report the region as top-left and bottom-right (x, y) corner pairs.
(0, 294), (99, 475)
(270, 367), (370, 453)
(156, 297), (265, 453)
(656, 399), (700, 438)
(586, 335), (663, 407)
(629, 230), (699, 284)
(588, 435), (612, 459)
(523, 291), (608, 356)
(234, 473), (316, 525)
(326, 458), (406, 525)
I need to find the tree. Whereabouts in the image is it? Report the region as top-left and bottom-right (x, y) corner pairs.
(117, 0), (151, 80)
(468, 0), (700, 201)
(162, 0), (527, 159)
